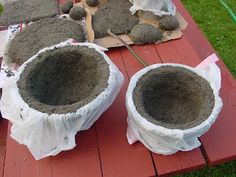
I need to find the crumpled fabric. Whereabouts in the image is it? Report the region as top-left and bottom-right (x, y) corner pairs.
(129, 0), (176, 17)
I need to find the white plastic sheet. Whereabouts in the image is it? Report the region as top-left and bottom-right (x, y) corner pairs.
(126, 54), (223, 155)
(0, 40), (124, 160)
(129, 0), (176, 17)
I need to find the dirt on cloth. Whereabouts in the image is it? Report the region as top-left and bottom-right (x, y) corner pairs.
(17, 46), (110, 115)
(133, 66), (215, 130)
(129, 23), (162, 44)
(6, 17), (86, 66)
(92, 0), (139, 38)
(0, 0), (59, 26)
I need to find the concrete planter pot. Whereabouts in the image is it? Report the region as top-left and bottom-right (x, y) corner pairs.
(126, 63), (223, 155)
(0, 41), (124, 159)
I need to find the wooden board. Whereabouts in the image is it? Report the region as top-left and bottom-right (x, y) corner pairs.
(95, 48), (156, 177)
(3, 123), (52, 177)
(173, 0), (236, 166)
(52, 127), (102, 177)
(0, 119), (8, 177)
(152, 149), (206, 177)
(3, 123), (102, 177)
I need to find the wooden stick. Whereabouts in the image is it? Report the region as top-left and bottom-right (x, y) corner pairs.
(107, 29), (148, 67)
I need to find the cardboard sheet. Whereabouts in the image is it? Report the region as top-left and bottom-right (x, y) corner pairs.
(80, 0), (188, 48)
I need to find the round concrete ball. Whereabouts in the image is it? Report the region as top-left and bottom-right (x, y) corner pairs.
(159, 15), (179, 31)
(69, 6), (86, 20)
(86, 0), (99, 7)
(129, 24), (162, 44)
(59, 1), (73, 14)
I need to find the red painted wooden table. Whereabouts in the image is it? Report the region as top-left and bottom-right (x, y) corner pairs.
(0, 0), (236, 176)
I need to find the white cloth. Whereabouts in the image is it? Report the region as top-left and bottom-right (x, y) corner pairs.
(129, 0), (176, 17)
(0, 40), (124, 160)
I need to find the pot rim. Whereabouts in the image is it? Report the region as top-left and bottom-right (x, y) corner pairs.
(126, 63), (223, 135)
(14, 40), (118, 118)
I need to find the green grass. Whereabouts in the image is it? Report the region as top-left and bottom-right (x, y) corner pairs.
(0, 4), (3, 15)
(175, 161), (236, 177)
(225, 0), (236, 14)
(181, 0), (236, 79)
(174, 0), (236, 176)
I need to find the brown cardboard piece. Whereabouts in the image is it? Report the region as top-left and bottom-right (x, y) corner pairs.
(76, 0), (187, 48)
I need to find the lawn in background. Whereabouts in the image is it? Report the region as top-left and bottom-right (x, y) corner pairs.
(181, 0), (236, 78)
(0, 3), (3, 15)
(175, 0), (236, 176)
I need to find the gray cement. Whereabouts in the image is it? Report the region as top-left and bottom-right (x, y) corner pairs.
(17, 46), (110, 115)
(6, 18), (85, 66)
(159, 15), (179, 31)
(59, 1), (73, 14)
(133, 66), (215, 129)
(69, 6), (86, 20)
(129, 23), (162, 44)
(92, 0), (139, 38)
(0, 0), (59, 26)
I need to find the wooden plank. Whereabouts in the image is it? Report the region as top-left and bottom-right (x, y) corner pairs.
(155, 39), (199, 67)
(200, 79), (236, 165)
(153, 149), (206, 177)
(52, 126), (102, 177)
(171, 36), (203, 67)
(0, 119), (8, 177)
(3, 124), (52, 177)
(121, 44), (160, 74)
(174, 0), (236, 165)
(153, 40), (206, 176)
(95, 48), (156, 177)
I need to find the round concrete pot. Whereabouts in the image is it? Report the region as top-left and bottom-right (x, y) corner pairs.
(126, 63), (223, 155)
(0, 41), (124, 159)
